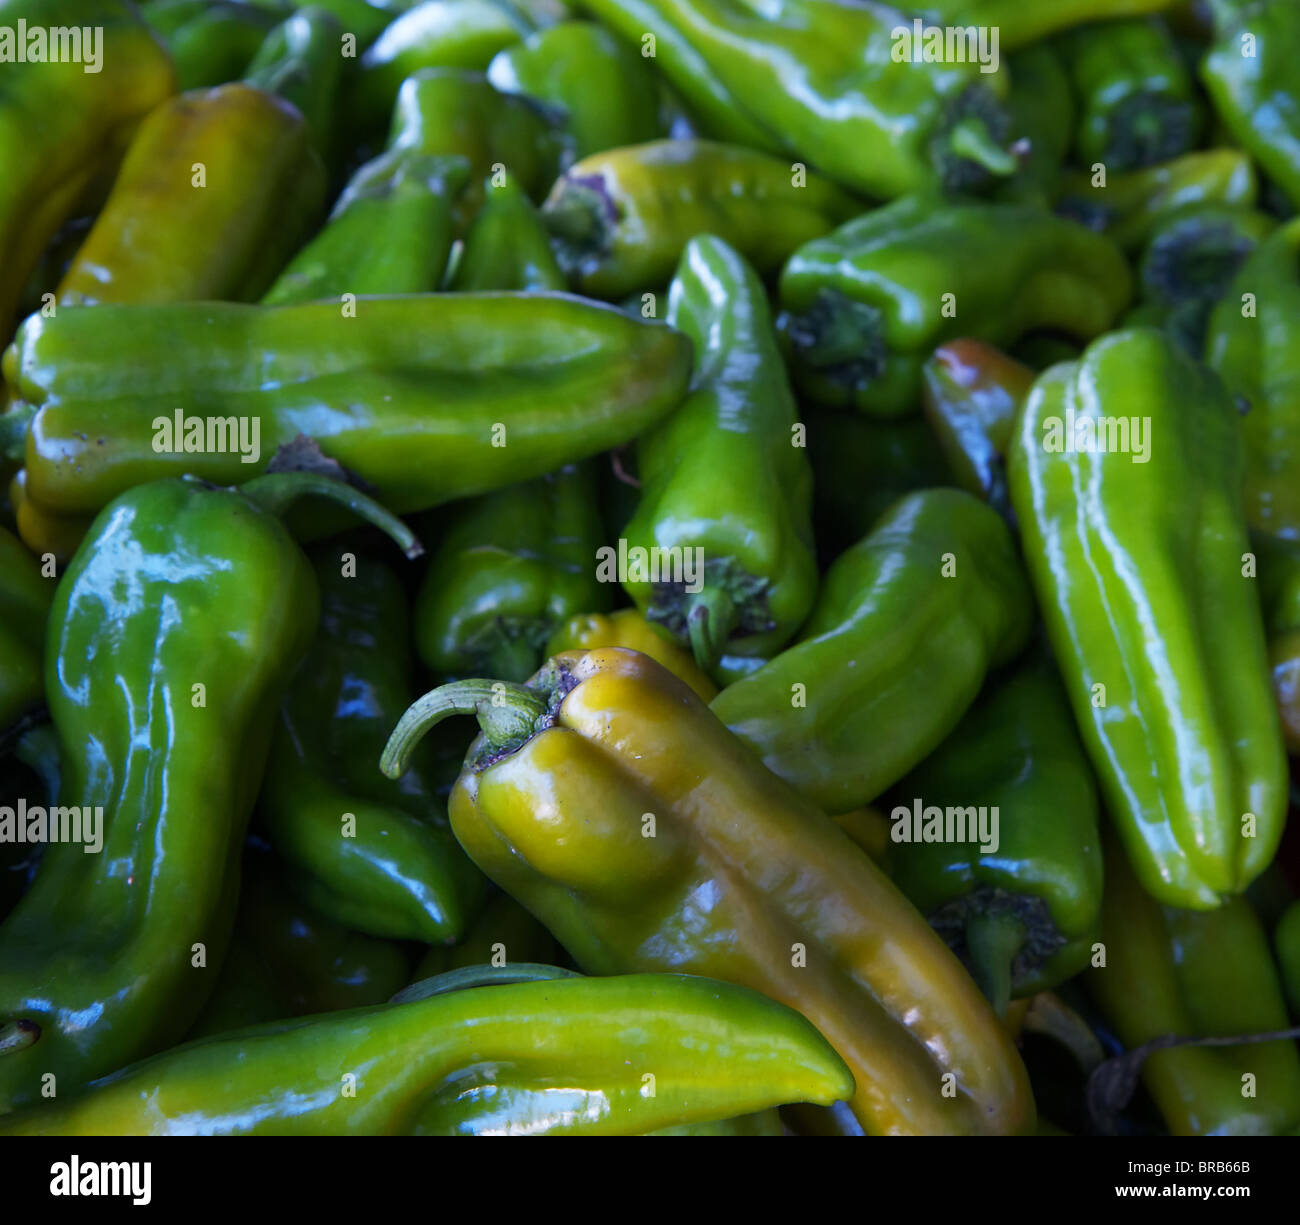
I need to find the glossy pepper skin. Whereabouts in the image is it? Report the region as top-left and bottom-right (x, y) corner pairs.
(1088, 839), (1300, 1136)
(1057, 147), (1258, 252)
(1054, 17), (1202, 172)
(1010, 329), (1287, 910)
(1255, 533), (1300, 755)
(1206, 217), (1300, 542)
(141, 0), (280, 90)
(777, 196), (1132, 417)
(545, 609), (717, 701)
(920, 340), (1035, 518)
(0, 0), (176, 341)
(577, 0), (1020, 200)
(56, 85), (327, 307)
(711, 489), (1033, 815)
(885, 657), (1104, 1015)
(0, 968), (853, 1135)
(263, 154), (468, 303)
(488, 21), (662, 159)
(0, 472), (418, 1111)
(620, 236), (816, 674)
(261, 553), (485, 943)
(1202, 0), (1300, 211)
(542, 139), (860, 301)
(0, 526), (49, 742)
(381, 649), (1034, 1135)
(449, 174), (566, 291)
(10, 293), (693, 518)
(415, 464), (610, 682)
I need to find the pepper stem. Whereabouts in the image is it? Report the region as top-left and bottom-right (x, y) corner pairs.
(964, 912), (1024, 1018)
(948, 117), (1018, 178)
(380, 679), (548, 779)
(389, 962), (580, 1005)
(240, 472), (422, 559)
(686, 588), (736, 671)
(0, 1019), (39, 1056)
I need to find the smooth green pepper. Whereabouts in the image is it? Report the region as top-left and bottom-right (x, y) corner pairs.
(448, 173), (565, 291)
(621, 235), (816, 673)
(543, 139), (860, 301)
(0, 471), (418, 1111)
(1206, 217), (1300, 542)
(884, 656), (1104, 1015)
(261, 551), (485, 943)
(577, 0), (1020, 199)
(777, 196), (1132, 417)
(994, 43), (1074, 207)
(0, 968), (853, 1135)
(1054, 17), (1202, 171)
(0, 526), (50, 742)
(9, 293), (693, 518)
(711, 489), (1033, 815)
(142, 0), (281, 90)
(1088, 837), (1300, 1136)
(1010, 328), (1287, 910)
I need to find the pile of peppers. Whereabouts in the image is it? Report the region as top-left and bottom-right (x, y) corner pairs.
(2, 0), (1300, 1141)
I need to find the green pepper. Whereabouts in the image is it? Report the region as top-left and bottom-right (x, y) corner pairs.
(3, 470), (92, 569)
(256, 0), (394, 46)
(920, 339), (1036, 518)
(1206, 217), (1300, 543)
(1009, 328), (1287, 910)
(1057, 147), (1259, 251)
(1254, 532), (1300, 755)
(542, 139), (860, 301)
(414, 464), (610, 682)
(412, 889), (558, 980)
(1088, 838), (1300, 1136)
(803, 406), (953, 560)
(912, 0), (1181, 50)
(0, 0), (176, 341)
(1278, 902), (1300, 1018)
(1054, 17), (1202, 172)
(777, 196), (1132, 417)
(884, 656), (1104, 1016)
(448, 173), (566, 291)
(0, 526), (50, 741)
(261, 551), (486, 943)
(9, 293), (692, 519)
(994, 43), (1074, 208)
(487, 20), (662, 158)
(1130, 203), (1276, 354)
(351, 0), (527, 137)
(142, 0), (282, 90)
(244, 6), (345, 164)
(382, 649), (1034, 1135)
(711, 488), (1033, 815)
(620, 235), (816, 674)
(263, 154), (468, 303)
(55, 85), (327, 308)
(0, 471), (418, 1111)
(1202, 0), (1300, 211)
(577, 0), (1021, 199)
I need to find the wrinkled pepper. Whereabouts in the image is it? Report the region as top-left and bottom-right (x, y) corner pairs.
(884, 656), (1104, 1015)
(1206, 217), (1300, 542)
(0, 0), (176, 341)
(777, 196), (1132, 417)
(414, 464), (609, 682)
(0, 526), (50, 741)
(448, 173), (566, 291)
(261, 552), (485, 943)
(1088, 838), (1300, 1136)
(711, 489), (1033, 815)
(543, 139), (860, 301)
(142, 0), (280, 90)
(1010, 328), (1287, 909)
(487, 20), (662, 158)
(9, 293), (693, 518)
(1054, 17), (1202, 171)
(1201, 0), (1300, 210)
(1, 967), (852, 1135)
(0, 471), (418, 1111)
(577, 0), (1021, 199)
(382, 648), (1034, 1135)
(621, 236), (816, 674)
(56, 84), (327, 307)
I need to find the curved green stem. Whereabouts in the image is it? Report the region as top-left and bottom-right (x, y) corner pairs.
(241, 472), (423, 559)
(0, 1019), (39, 1057)
(948, 116), (1018, 178)
(964, 911), (1024, 1019)
(389, 962), (580, 1005)
(686, 588), (736, 672)
(380, 679), (548, 779)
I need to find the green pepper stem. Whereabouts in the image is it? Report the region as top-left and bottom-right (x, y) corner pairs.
(0, 1019), (39, 1057)
(687, 588), (736, 672)
(389, 962), (580, 1005)
(241, 472), (423, 559)
(964, 912), (1024, 1018)
(948, 117), (1018, 179)
(380, 679), (548, 779)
